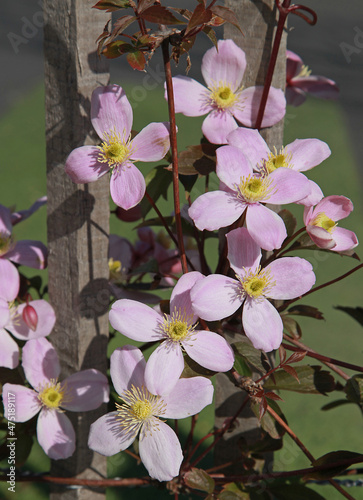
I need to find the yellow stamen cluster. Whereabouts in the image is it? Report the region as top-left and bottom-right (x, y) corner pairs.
(108, 258), (127, 283)
(297, 64), (312, 78)
(116, 385), (166, 436)
(238, 266), (275, 299)
(160, 309), (197, 343)
(236, 174), (276, 204)
(207, 81), (243, 111)
(0, 233), (14, 257)
(262, 146), (293, 174)
(97, 128), (133, 168)
(38, 379), (68, 410)
(311, 212), (337, 233)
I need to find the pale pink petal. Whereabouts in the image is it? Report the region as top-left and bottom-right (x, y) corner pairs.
(306, 225), (335, 250)
(88, 411), (137, 455)
(0, 259), (19, 301)
(291, 76), (339, 100)
(0, 205), (13, 236)
(190, 274), (241, 321)
(0, 302), (10, 329)
(65, 146), (110, 183)
(3, 383), (40, 422)
(285, 138), (331, 172)
(201, 39), (246, 89)
(234, 86), (286, 128)
(109, 234), (133, 270)
(22, 338), (60, 388)
(131, 122), (170, 162)
(144, 342), (184, 396)
(286, 86), (307, 107)
(246, 204), (286, 251)
(170, 271), (204, 323)
(266, 168), (310, 204)
(313, 195), (354, 221)
(216, 145), (253, 189)
(162, 376), (214, 418)
(9, 300), (56, 341)
(242, 298), (283, 352)
(188, 191), (244, 231)
(109, 299), (162, 342)
(286, 50), (303, 81)
(226, 127), (269, 167)
(91, 84), (133, 139)
(169, 76), (209, 116)
(266, 257), (315, 300)
(110, 162), (146, 210)
(303, 205), (314, 226)
(297, 180), (324, 207)
(110, 346), (146, 395)
(182, 331), (234, 372)
(61, 369), (109, 412)
(202, 110), (238, 144)
(226, 227), (261, 276)
(11, 196), (47, 225)
(6, 240), (48, 269)
(330, 227), (358, 252)
(0, 329), (19, 369)
(37, 410), (75, 460)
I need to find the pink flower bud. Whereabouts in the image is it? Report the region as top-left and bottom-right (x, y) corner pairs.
(22, 304), (38, 331)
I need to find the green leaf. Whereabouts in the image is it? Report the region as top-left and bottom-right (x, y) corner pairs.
(177, 143), (217, 176)
(321, 399), (352, 411)
(310, 450), (363, 479)
(344, 374), (363, 405)
(140, 166), (172, 218)
(264, 365), (336, 394)
(126, 50), (146, 71)
(278, 209), (297, 238)
(141, 5), (185, 25)
(234, 355), (252, 377)
(219, 482), (249, 500)
(251, 399), (286, 439)
(102, 40), (134, 59)
(335, 305), (363, 327)
(281, 315), (302, 339)
(93, 0), (130, 11)
(287, 304), (324, 320)
(184, 468), (215, 493)
(182, 354), (216, 379)
(249, 433), (283, 454)
(129, 258), (159, 275)
(232, 338), (271, 375)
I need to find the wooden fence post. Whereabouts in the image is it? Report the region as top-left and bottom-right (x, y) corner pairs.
(43, 1), (110, 498)
(214, 0), (287, 472)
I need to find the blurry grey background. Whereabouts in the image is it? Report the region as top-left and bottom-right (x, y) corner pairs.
(1, 1), (363, 180)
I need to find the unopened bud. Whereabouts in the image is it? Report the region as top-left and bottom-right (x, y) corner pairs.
(22, 304), (38, 331)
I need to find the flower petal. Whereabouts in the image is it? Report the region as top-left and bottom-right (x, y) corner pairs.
(286, 50), (303, 81)
(131, 122), (170, 162)
(216, 145), (253, 190)
(144, 342), (184, 396)
(169, 76), (208, 116)
(0, 205), (13, 237)
(109, 299), (162, 341)
(234, 86), (286, 128)
(22, 338), (60, 388)
(162, 376), (214, 418)
(286, 86), (307, 107)
(226, 227), (261, 276)
(65, 146), (110, 183)
(202, 110), (238, 145)
(266, 257), (315, 300)
(188, 191), (243, 231)
(11, 196), (47, 226)
(139, 420), (183, 481)
(0, 329), (19, 368)
(266, 168), (310, 204)
(226, 127), (269, 167)
(170, 271), (204, 322)
(109, 234), (133, 270)
(8, 300), (56, 341)
(190, 274), (241, 321)
(330, 227), (358, 252)
(306, 224), (335, 250)
(3, 383), (41, 422)
(183, 331), (234, 372)
(88, 411), (137, 456)
(110, 346), (146, 395)
(6, 240), (48, 269)
(242, 297), (282, 352)
(62, 369), (109, 412)
(313, 195), (354, 221)
(0, 303), (10, 329)
(297, 180), (324, 207)
(91, 84), (133, 140)
(201, 39), (246, 90)
(0, 259), (19, 302)
(110, 162), (146, 210)
(291, 76), (339, 100)
(246, 204), (286, 251)
(285, 138), (331, 172)
(37, 410), (76, 460)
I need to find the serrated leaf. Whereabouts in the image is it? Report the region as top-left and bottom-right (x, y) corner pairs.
(109, 14), (137, 42)
(281, 364), (299, 382)
(141, 6), (185, 25)
(281, 315), (302, 339)
(184, 468), (215, 493)
(185, 4), (212, 35)
(287, 304), (324, 320)
(202, 26), (218, 48)
(284, 351), (307, 365)
(309, 450), (363, 480)
(93, 0), (130, 11)
(126, 49), (146, 70)
(140, 166), (172, 218)
(251, 399), (286, 439)
(264, 365), (336, 394)
(210, 5), (243, 34)
(137, 0), (155, 13)
(233, 338), (271, 375)
(335, 305), (363, 327)
(278, 209), (297, 238)
(344, 374), (363, 405)
(102, 40), (134, 59)
(264, 392), (283, 402)
(176, 144), (217, 176)
(321, 399), (352, 411)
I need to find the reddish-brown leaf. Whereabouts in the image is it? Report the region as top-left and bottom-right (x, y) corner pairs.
(285, 351), (307, 365)
(126, 50), (146, 70)
(281, 364), (300, 382)
(202, 26), (218, 49)
(109, 15), (136, 42)
(259, 397), (268, 420)
(93, 0), (130, 12)
(185, 4), (212, 35)
(264, 391), (283, 402)
(141, 5), (185, 25)
(137, 0), (155, 14)
(210, 5), (243, 34)
(278, 344), (287, 364)
(102, 40), (134, 58)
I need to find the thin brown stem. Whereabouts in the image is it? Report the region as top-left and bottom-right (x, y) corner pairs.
(262, 226), (306, 267)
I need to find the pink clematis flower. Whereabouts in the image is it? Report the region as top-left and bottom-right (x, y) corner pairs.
(304, 195), (358, 252)
(3, 337), (109, 460)
(0, 260), (56, 369)
(88, 345), (213, 482)
(190, 228), (316, 352)
(188, 145), (310, 250)
(286, 50), (339, 107)
(65, 85), (171, 209)
(109, 272), (234, 395)
(0, 203), (48, 271)
(168, 39), (286, 144)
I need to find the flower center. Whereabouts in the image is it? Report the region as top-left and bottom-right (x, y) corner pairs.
(297, 64), (312, 78)
(161, 309), (197, 343)
(236, 174), (275, 204)
(238, 266), (275, 299)
(97, 129), (133, 168)
(0, 233), (14, 257)
(207, 81), (243, 111)
(108, 258), (127, 283)
(262, 147), (293, 174)
(311, 212), (336, 233)
(38, 379), (67, 410)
